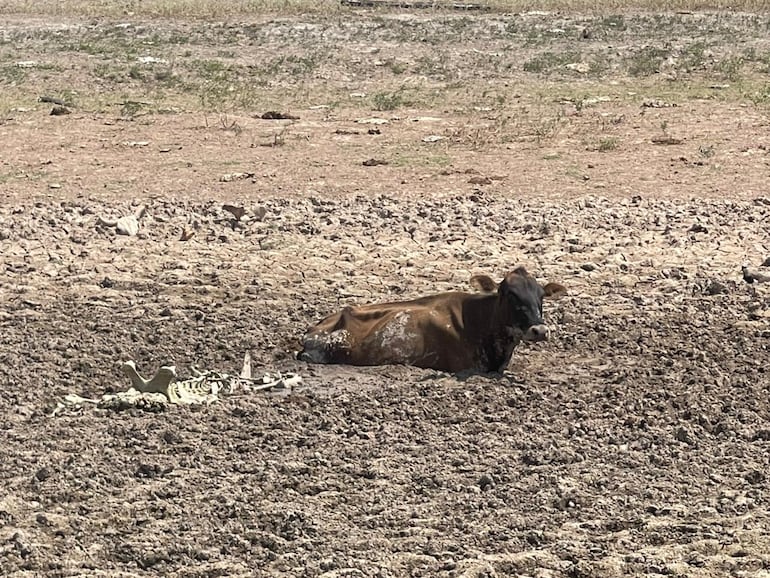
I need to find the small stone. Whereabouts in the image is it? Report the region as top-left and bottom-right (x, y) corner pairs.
(35, 466), (52, 481)
(705, 280), (728, 295)
(745, 470), (765, 485)
(223, 204), (246, 221)
(675, 426), (695, 445)
(565, 62), (590, 74)
(478, 473), (495, 491)
(580, 262), (598, 272)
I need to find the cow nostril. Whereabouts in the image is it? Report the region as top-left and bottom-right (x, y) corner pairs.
(528, 324), (549, 340)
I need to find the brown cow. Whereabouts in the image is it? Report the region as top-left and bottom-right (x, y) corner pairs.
(299, 267), (566, 373)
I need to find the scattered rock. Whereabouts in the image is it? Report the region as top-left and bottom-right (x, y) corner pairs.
(261, 111), (299, 120)
(362, 158), (388, 167)
(580, 262), (598, 272)
(137, 56), (168, 65)
(223, 204), (246, 221)
(50, 105), (70, 115)
(478, 473), (495, 491)
(651, 135), (683, 145)
(675, 426), (696, 445)
(742, 266), (770, 284)
(565, 62), (590, 73)
(38, 95), (68, 106)
(34, 467), (52, 482)
(745, 470), (765, 485)
(356, 117), (389, 125)
(642, 99), (677, 108)
(705, 280), (728, 295)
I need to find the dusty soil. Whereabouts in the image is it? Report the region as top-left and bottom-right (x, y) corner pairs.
(2, 9), (770, 578)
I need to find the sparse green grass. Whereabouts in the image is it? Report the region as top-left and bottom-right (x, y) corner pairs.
(7, 0), (770, 18)
(627, 46), (671, 77)
(0, 64), (27, 84)
(598, 137), (619, 152)
(523, 52), (581, 75)
(3, 9), (770, 118)
(372, 89), (412, 111)
(599, 14), (627, 31)
(413, 52), (455, 80)
(716, 55), (746, 80)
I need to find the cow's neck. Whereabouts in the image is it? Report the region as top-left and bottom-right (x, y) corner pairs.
(474, 298), (522, 373)
(481, 327), (521, 372)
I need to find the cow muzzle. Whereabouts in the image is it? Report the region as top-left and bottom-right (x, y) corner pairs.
(523, 324), (549, 342)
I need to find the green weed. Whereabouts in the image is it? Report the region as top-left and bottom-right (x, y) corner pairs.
(627, 46), (671, 77)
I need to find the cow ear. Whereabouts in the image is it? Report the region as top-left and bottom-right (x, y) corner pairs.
(542, 282), (567, 299)
(470, 274), (497, 293)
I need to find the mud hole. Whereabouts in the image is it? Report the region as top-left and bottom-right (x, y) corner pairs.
(2, 9), (770, 578)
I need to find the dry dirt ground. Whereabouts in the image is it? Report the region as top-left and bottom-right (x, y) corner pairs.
(2, 8), (770, 578)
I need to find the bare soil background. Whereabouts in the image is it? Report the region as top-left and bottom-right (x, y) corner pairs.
(1, 8), (770, 578)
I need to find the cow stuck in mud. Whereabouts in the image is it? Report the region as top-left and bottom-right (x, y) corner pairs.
(299, 267), (566, 373)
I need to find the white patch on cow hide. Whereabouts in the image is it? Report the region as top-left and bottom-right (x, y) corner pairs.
(302, 329), (351, 363)
(326, 329), (351, 347)
(377, 311), (414, 361)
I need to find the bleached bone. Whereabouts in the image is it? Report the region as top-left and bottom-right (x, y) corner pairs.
(240, 351), (252, 380)
(121, 361), (177, 395)
(97, 205), (146, 232)
(97, 215), (118, 227)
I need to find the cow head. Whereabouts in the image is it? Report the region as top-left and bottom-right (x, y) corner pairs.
(495, 267), (566, 342)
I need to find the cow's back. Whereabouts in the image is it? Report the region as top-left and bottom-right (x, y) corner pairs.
(301, 292), (478, 368)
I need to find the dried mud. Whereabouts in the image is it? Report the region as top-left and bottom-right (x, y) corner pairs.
(2, 192), (770, 577)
